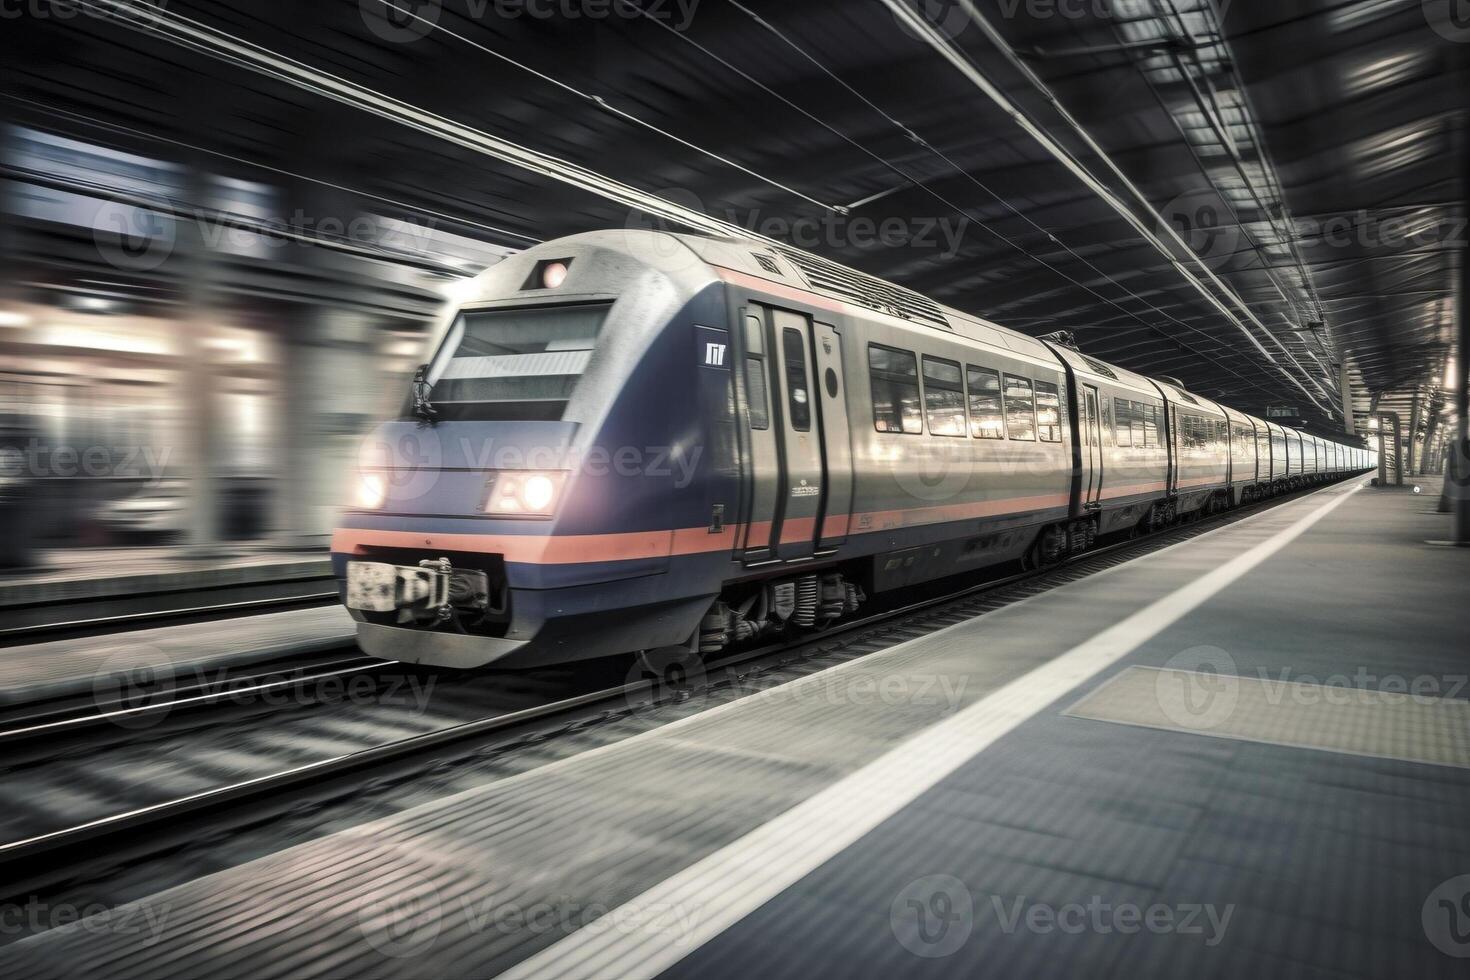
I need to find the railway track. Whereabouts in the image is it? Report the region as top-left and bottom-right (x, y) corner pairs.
(0, 481), (1354, 895)
(0, 653), (381, 742)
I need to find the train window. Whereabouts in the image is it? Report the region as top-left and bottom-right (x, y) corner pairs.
(1113, 398), (1133, 447)
(922, 356), (966, 437)
(1232, 426), (1252, 458)
(782, 329), (811, 432)
(419, 305), (607, 421)
(966, 365), (1004, 439)
(868, 344), (922, 434)
(745, 356), (769, 430)
(1035, 381), (1063, 442)
(1004, 374), (1037, 441)
(1182, 415), (1210, 450)
(1141, 403), (1159, 448)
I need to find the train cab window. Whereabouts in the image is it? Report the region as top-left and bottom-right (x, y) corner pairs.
(966, 365), (1004, 439)
(745, 356), (770, 430)
(1004, 374), (1037, 441)
(922, 356), (966, 437)
(1035, 381), (1063, 442)
(418, 304), (607, 421)
(869, 344), (923, 434)
(781, 328), (811, 432)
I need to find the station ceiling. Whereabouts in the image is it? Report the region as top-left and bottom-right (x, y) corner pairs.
(2, 0), (1466, 437)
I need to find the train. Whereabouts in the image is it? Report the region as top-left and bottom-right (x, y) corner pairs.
(331, 230), (1373, 668)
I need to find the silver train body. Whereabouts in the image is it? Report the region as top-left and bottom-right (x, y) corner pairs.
(333, 231), (1374, 667)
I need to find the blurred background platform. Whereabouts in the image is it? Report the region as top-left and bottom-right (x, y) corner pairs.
(0, 545), (329, 606)
(0, 604), (355, 706)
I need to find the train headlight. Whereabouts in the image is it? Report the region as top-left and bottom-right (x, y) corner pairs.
(483, 471), (566, 518)
(356, 473), (387, 510)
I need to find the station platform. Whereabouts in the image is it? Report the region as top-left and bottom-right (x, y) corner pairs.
(0, 546), (331, 609)
(0, 606), (356, 706)
(5, 480), (1467, 977)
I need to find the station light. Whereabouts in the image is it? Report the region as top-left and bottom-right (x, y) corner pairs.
(356, 472), (387, 510)
(483, 471), (566, 518)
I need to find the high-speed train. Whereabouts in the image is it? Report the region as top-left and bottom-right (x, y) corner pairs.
(332, 230), (1372, 668)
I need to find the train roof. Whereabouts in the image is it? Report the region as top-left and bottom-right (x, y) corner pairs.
(478, 231), (1360, 448)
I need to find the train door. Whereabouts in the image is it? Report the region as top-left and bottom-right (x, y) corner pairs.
(1082, 385), (1103, 508)
(1166, 403), (1180, 495)
(740, 304), (846, 563)
(811, 320), (853, 550)
(1224, 422), (1234, 486)
(738, 308), (779, 561)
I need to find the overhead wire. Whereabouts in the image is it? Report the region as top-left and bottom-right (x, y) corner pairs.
(367, 0), (842, 214)
(709, 0), (1290, 398)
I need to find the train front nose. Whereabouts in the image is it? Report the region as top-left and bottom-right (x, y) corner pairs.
(331, 419), (580, 667)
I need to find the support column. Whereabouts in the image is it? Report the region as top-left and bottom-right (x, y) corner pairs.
(1376, 411), (1402, 487)
(1423, 406), (1441, 477)
(268, 308), (377, 549)
(268, 306), (318, 547)
(264, 152), (379, 549)
(1406, 392), (1421, 475)
(179, 160), (222, 556)
(1453, 235), (1470, 541)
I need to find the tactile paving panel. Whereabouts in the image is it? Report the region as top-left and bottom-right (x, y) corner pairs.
(1066, 667), (1470, 769)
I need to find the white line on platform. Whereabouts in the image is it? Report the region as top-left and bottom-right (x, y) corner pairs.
(496, 483), (1363, 980)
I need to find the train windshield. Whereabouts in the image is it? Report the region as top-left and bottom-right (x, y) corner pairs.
(415, 304), (608, 421)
